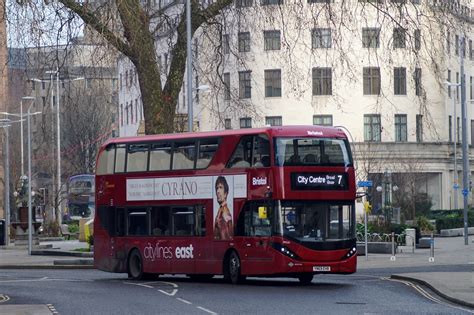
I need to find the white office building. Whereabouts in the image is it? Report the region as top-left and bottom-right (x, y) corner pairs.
(118, 0), (474, 214)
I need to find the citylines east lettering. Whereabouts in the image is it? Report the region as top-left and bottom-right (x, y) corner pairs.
(143, 243), (194, 261)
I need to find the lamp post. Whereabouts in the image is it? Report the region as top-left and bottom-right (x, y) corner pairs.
(445, 81), (461, 210)
(0, 118), (26, 247)
(26, 104), (42, 255)
(20, 97), (35, 176)
(31, 73), (84, 224)
(459, 36), (469, 246)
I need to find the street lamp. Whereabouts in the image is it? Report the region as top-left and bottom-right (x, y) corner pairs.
(31, 73), (84, 224)
(445, 81), (461, 210)
(0, 96), (35, 177)
(26, 104), (41, 255)
(0, 118), (25, 247)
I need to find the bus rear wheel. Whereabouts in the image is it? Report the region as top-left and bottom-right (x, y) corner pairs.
(224, 251), (245, 284)
(298, 273), (314, 285)
(128, 249), (144, 280)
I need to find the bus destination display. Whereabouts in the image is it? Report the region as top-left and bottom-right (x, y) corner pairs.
(291, 173), (348, 190)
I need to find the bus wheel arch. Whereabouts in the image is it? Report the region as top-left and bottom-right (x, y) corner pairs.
(223, 250), (245, 284)
(127, 248), (144, 280)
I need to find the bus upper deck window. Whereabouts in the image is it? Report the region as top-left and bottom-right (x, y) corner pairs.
(97, 145), (115, 175)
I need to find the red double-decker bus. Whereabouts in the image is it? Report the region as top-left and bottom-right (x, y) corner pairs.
(94, 126), (357, 284)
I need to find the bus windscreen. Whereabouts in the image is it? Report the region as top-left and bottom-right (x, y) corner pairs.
(274, 138), (352, 167)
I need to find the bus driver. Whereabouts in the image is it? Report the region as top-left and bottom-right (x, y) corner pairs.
(214, 176), (233, 240)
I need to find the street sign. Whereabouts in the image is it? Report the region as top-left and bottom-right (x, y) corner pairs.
(453, 184), (459, 189)
(462, 188), (469, 196)
(358, 181), (373, 188)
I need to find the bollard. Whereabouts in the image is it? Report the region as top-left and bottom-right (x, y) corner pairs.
(390, 232), (396, 261)
(429, 232), (435, 262)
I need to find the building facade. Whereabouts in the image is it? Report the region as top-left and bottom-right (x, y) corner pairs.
(118, 0), (473, 215)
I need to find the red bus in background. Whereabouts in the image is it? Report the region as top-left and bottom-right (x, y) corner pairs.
(94, 126), (357, 284)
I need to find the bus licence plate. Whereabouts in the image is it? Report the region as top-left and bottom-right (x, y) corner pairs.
(313, 266), (331, 272)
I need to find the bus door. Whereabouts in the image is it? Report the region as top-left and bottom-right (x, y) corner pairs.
(236, 202), (274, 275)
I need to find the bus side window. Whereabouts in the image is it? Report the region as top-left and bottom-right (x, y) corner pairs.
(196, 138), (219, 169)
(252, 134), (270, 167)
(149, 142), (172, 171)
(151, 207), (170, 236)
(126, 144), (149, 172)
(172, 141), (196, 170)
(128, 209), (149, 236)
(227, 136), (252, 168)
(97, 145), (115, 175)
(115, 144), (126, 173)
(172, 207), (194, 236)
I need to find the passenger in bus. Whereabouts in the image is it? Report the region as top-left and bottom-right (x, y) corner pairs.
(214, 176), (233, 240)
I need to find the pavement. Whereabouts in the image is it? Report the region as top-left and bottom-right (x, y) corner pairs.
(0, 235), (473, 311)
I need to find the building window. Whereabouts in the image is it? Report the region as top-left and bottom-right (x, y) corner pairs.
(239, 71), (251, 99)
(240, 117), (252, 128)
(42, 81), (45, 90)
(470, 40), (473, 60)
(414, 68), (422, 96)
(264, 69), (282, 97)
(236, 0), (253, 7)
(393, 28), (406, 49)
(447, 70), (451, 98)
(395, 114), (407, 142)
(414, 29), (421, 50)
(313, 115), (333, 126)
(362, 28), (380, 48)
(312, 67), (332, 96)
(223, 73), (231, 100)
(416, 114), (423, 142)
(264, 30), (281, 51)
(455, 34), (459, 56)
(308, 0), (331, 2)
(312, 28), (331, 49)
(225, 118), (232, 130)
(223, 34), (230, 54)
(363, 67), (380, 95)
(238, 32), (251, 52)
(261, 0), (283, 4)
(265, 116), (282, 126)
(364, 114), (381, 142)
(394, 67), (407, 95)
(470, 76), (473, 100)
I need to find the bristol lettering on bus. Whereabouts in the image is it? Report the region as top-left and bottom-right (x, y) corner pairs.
(94, 126), (357, 284)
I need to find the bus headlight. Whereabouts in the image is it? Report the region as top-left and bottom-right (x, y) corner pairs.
(271, 242), (299, 260)
(343, 247), (357, 259)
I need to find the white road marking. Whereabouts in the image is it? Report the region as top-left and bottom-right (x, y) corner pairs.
(176, 297), (192, 304)
(0, 277), (48, 283)
(158, 289), (178, 296)
(124, 282), (154, 289)
(0, 294), (10, 303)
(197, 306), (218, 315)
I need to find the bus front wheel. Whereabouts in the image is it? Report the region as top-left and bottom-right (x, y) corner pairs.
(128, 249), (144, 280)
(224, 251), (245, 284)
(298, 273), (314, 285)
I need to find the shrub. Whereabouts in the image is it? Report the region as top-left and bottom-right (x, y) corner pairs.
(416, 216), (434, 234)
